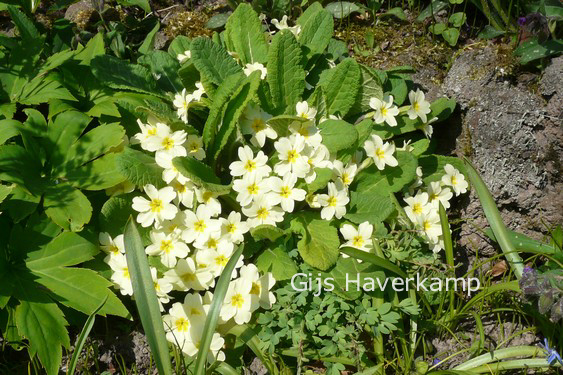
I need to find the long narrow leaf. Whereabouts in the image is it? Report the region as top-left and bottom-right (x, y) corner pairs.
(124, 218), (172, 375)
(194, 244), (245, 375)
(463, 158), (524, 279)
(67, 297), (107, 375)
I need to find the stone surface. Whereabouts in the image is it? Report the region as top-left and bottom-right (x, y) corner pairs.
(438, 47), (563, 256)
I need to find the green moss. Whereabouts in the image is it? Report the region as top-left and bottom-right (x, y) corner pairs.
(335, 19), (453, 81)
(163, 10), (213, 39)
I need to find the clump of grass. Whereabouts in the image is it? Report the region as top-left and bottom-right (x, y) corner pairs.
(163, 10), (213, 39)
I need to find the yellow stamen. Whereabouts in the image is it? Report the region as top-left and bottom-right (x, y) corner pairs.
(150, 199), (163, 213)
(231, 293), (244, 308)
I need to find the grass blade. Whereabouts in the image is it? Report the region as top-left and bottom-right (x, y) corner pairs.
(194, 244), (245, 375)
(463, 158), (524, 279)
(67, 296), (107, 375)
(438, 202), (456, 319)
(124, 217), (172, 375)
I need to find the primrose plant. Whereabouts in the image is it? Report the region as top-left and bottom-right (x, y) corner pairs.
(99, 2), (468, 365)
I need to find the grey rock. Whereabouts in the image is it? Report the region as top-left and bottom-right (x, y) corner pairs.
(64, 0), (95, 24)
(438, 47), (563, 256)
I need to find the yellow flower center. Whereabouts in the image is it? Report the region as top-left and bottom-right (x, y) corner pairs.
(190, 308), (202, 316)
(194, 220), (207, 232)
(299, 112), (309, 119)
(298, 127), (309, 137)
(250, 282), (261, 295)
(189, 142), (199, 152)
(181, 272), (196, 282)
(429, 193), (437, 201)
(150, 199), (163, 213)
(413, 102), (420, 111)
(423, 220), (432, 231)
(227, 223), (237, 233)
(342, 173), (351, 185)
(147, 128), (157, 136)
(352, 235), (364, 247)
(215, 255), (228, 266)
(206, 238), (218, 249)
(375, 148), (385, 160)
(203, 191), (213, 202)
(175, 317), (189, 332)
(247, 183), (260, 195)
(257, 207), (269, 219)
(122, 268), (130, 279)
(109, 244), (120, 255)
(244, 160), (256, 171)
(327, 196), (337, 207)
(413, 203), (423, 215)
(451, 176), (458, 185)
(287, 150), (299, 163)
(175, 183), (186, 193)
(160, 240), (173, 254)
(251, 118), (265, 132)
(162, 137), (174, 150)
(280, 186), (291, 198)
(381, 107), (388, 116)
(231, 293), (244, 308)
(154, 281), (160, 291)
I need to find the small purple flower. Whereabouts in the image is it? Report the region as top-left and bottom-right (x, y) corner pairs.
(518, 16), (527, 26)
(539, 338), (563, 366)
(432, 358), (442, 367)
(523, 265), (533, 274)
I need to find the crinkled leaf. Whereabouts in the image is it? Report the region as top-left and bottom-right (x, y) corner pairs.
(318, 119), (359, 153)
(256, 246), (298, 281)
(250, 225), (285, 242)
(91, 55), (158, 95)
(173, 157), (231, 194)
(224, 4), (268, 65)
(320, 58), (361, 117)
(290, 214), (340, 270)
(297, 5), (334, 60)
(354, 151), (418, 194)
(115, 147), (165, 188)
(325, 1), (361, 18)
(345, 192), (394, 224)
(190, 37), (242, 86)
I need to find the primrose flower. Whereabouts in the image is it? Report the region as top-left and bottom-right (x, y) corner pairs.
(220, 211), (249, 244)
(233, 174), (272, 207)
(240, 264), (276, 310)
(132, 185), (178, 227)
(173, 88), (193, 123)
(194, 188), (222, 217)
(133, 118), (159, 147)
(171, 179), (195, 209)
(363, 134), (398, 170)
(229, 146), (271, 179)
(407, 89), (431, 123)
(426, 181), (453, 209)
(340, 221), (374, 254)
(268, 174), (306, 212)
(220, 276), (253, 324)
(242, 195), (284, 227)
(192, 82), (205, 101)
(273, 134), (310, 179)
(370, 95), (400, 127)
(143, 123), (187, 160)
(318, 182), (349, 220)
(151, 268), (173, 310)
(240, 103), (276, 147)
(404, 191), (432, 223)
(303, 144), (332, 184)
(332, 160), (357, 188)
(182, 323), (226, 362)
(295, 101), (317, 120)
(163, 302), (191, 344)
(185, 135), (205, 160)
(164, 257), (214, 291)
(441, 164), (468, 196)
(108, 253), (133, 296)
(182, 204), (221, 243)
(244, 62), (267, 80)
(416, 210), (442, 243)
(196, 243), (243, 278)
(146, 231), (190, 268)
(177, 50), (191, 63)
(289, 120), (322, 148)
(99, 232), (125, 261)
(271, 15), (301, 36)
(420, 117), (438, 138)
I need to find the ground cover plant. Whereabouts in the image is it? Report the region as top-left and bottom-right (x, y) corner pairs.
(0, 0), (562, 374)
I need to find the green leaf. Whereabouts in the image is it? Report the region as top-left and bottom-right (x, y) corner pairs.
(345, 192), (394, 224)
(318, 119), (359, 153)
(478, 25), (505, 40)
(167, 35), (191, 57)
(138, 21), (159, 54)
(56, 123), (125, 175)
(321, 257), (385, 299)
(173, 157), (231, 194)
(206, 12), (231, 30)
(26, 232), (98, 268)
(306, 167), (332, 193)
(250, 224), (285, 241)
(124, 219), (173, 375)
(38, 49), (77, 74)
(325, 2), (361, 18)
(45, 111), (91, 169)
(320, 58), (361, 117)
(290, 214), (340, 270)
(15, 300), (69, 375)
(7, 6), (40, 45)
(116, 0), (151, 12)
(43, 183), (92, 232)
(267, 30), (306, 113)
(91, 55), (158, 95)
(65, 153), (126, 190)
(354, 151), (418, 194)
(256, 246), (299, 281)
(115, 147), (165, 188)
(385, 73), (408, 106)
(297, 6), (334, 60)
(442, 28), (460, 46)
(224, 4), (269, 65)
(513, 39), (563, 65)
(138, 50), (182, 93)
(3, 186), (40, 222)
(0, 144), (42, 189)
(350, 65), (383, 115)
(0, 184), (12, 204)
(210, 71), (261, 160)
(449, 12), (467, 27)
(415, 0), (449, 22)
(18, 74), (77, 105)
(75, 33), (105, 65)
(190, 37), (243, 86)
(429, 22), (447, 34)
(99, 192), (139, 237)
(382, 7), (407, 20)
